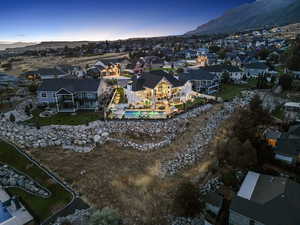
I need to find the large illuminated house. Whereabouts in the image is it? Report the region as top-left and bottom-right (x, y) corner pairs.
(125, 70), (196, 113)
(87, 60), (121, 77)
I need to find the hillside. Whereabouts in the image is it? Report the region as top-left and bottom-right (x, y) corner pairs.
(186, 0), (300, 35)
(3, 41), (97, 53)
(0, 42), (37, 51)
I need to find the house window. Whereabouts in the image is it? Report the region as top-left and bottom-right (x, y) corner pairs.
(41, 92), (47, 98)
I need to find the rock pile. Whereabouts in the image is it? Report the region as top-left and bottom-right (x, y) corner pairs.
(52, 209), (92, 225)
(199, 177), (223, 195)
(160, 92), (256, 176)
(0, 103), (213, 152)
(0, 164), (50, 197)
(4, 98), (36, 122)
(171, 217), (205, 225)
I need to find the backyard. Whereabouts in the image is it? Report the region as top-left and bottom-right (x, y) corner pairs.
(217, 79), (257, 101)
(272, 105), (285, 120)
(25, 109), (103, 126)
(175, 97), (207, 111)
(29, 105), (221, 225)
(0, 140), (72, 222)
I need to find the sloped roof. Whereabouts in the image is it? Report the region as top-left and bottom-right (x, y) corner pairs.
(131, 70), (185, 91)
(36, 68), (66, 76)
(288, 125), (300, 138)
(204, 192), (223, 208)
(203, 64), (242, 73)
(179, 69), (217, 81)
(38, 79), (100, 92)
(244, 62), (269, 70)
(231, 171), (300, 225)
(275, 138), (300, 157)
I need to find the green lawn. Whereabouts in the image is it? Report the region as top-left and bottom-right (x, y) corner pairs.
(0, 141), (72, 222)
(272, 106), (285, 120)
(175, 97), (207, 111)
(217, 79), (257, 101)
(25, 109), (103, 126)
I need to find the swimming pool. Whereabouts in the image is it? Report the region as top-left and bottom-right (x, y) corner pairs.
(0, 202), (12, 223)
(124, 111), (167, 119)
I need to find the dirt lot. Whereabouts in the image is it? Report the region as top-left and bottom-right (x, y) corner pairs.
(29, 105), (223, 225)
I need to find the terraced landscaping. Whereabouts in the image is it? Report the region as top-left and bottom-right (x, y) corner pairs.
(0, 140), (72, 222)
(25, 109), (103, 126)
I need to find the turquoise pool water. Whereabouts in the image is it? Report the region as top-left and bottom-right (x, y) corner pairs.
(0, 202), (12, 223)
(124, 111), (166, 119)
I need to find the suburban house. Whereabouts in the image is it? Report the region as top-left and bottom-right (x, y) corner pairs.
(37, 79), (101, 112)
(87, 60), (121, 77)
(134, 56), (164, 73)
(177, 50), (198, 59)
(244, 63), (269, 78)
(197, 55), (210, 67)
(203, 65), (244, 81)
(263, 128), (282, 148)
(196, 48), (209, 56)
(179, 69), (220, 95)
(0, 188), (33, 225)
(273, 125), (300, 164)
(101, 58), (130, 71)
(284, 102), (300, 122)
(229, 171), (300, 225)
(118, 70), (198, 118)
(196, 53), (218, 66)
(225, 53), (243, 67)
(23, 67), (69, 80)
(56, 65), (86, 78)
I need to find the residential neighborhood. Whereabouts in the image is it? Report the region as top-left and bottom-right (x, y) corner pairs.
(1, 0), (300, 224)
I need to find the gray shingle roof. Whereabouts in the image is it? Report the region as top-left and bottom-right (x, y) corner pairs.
(203, 64), (242, 73)
(179, 69), (217, 81)
(37, 79), (100, 92)
(275, 138), (300, 157)
(231, 172), (300, 225)
(131, 70), (185, 91)
(245, 63), (269, 70)
(204, 192), (223, 208)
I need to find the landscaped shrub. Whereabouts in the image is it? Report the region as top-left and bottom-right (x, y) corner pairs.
(172, 181), (202, 217)
(28, 83), (39, 93)
(222, 171), (238, 187)
(89, 208), (121, 225)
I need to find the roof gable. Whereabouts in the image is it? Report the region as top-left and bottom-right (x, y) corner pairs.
(131, 70), (185, 91)
(231, 172), (300, 225)
(38, 79), (100, 92)
(56, 88), (73, 94)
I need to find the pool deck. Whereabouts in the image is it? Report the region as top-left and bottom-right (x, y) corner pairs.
(0, 188), (33, 225)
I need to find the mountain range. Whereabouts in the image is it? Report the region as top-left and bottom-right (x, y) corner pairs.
(186, 0), (300, 35)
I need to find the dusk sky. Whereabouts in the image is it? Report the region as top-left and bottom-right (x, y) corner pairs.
(0, 0), (254, 42)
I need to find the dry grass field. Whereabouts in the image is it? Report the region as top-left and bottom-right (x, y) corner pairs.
(3, 53), (128, 76)
(29, 106), (223, 225)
